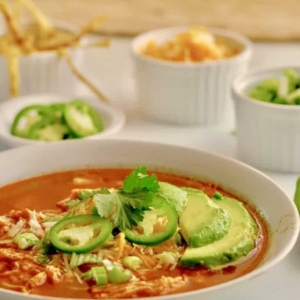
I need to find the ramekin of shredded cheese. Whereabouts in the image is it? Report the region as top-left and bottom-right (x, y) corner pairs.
(131, 26), (252, 126)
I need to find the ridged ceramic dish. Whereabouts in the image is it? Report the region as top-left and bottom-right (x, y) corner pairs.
(0, 94), (126, 148)
(0, 22), (84, 102)
(0, 140), (298, 300)
(131, 27), (252, 126)
(232, 66), (300, 173)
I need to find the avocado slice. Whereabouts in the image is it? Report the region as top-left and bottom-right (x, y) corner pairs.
(179, 189), (231, 248)
(180, 196), (258, 268)
(158, 182), (188, 215)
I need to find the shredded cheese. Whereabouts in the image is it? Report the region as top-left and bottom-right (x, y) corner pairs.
(115, 232), (125, 261)
(8, 219), (25, 237)
(28, 210), (44, 237)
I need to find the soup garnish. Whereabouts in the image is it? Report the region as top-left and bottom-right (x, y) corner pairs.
(0, 167), (267, 298)
(10, 100), (104, 141)
(248, 69), (300, 105)
(140, 27), (240, 63)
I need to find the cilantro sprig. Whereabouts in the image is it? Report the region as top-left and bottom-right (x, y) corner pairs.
(122, 166), (159, 193)
(94, 166), (159, 231)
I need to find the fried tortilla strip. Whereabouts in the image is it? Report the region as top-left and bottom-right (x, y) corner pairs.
(13, 0), (22, 25)
(78, 38), (111, 49)
(19, 0), (53, 36)
(35, 16), (108, 51)
(0, 1), (26, 45)
(6, 44), (20, 97)
(73, 15), (108, 42)
(60, 49), (109, 103)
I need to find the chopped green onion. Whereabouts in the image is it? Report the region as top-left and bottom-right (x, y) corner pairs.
(93, 267), (108, 285)
(248, 69), (300, 105)
(257, 78), (279, 93)
(70, 253), (102, 269)
(66, 200), (81, 207)
(13, 233), (40, 250)
(42, 216), (62, 223)
(278, 76), (289, 98)
(248, 88), (273, 102)
(122, 256), (142, 270)
(286, 88), (300, 104)
(36, 252), (52, 264)
(107, 266), (132, 284)
(82, 266), (108, 285)
(284, 69), (299, 91)
(213, 192), (224, 200)
(81, 270), (93, 281)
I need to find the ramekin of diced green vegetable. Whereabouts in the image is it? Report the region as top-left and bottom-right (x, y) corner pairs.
(231, 67), (300, 173)
(0, 95), (126, 149)
(248, 69), (300, 105)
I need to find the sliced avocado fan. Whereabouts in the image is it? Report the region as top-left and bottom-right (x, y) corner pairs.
(179, 188), (231, 248)
(180, 194), (258, 268)
(158, 182), (188, 216)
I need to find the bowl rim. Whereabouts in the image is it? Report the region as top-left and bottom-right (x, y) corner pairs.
(0, 94), (126, 146)
(231, 65), (300, 111)
(0, 139), (298, 300)
(131, 26), (253, 68)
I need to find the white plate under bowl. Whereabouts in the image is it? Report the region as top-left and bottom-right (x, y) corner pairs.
(0, 94), (126, 148)
(0, 140), (298, 300)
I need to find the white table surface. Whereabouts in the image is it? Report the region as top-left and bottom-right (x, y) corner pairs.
(1, 38), (300, 299)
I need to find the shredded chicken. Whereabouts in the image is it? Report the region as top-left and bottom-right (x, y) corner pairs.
(27, 272), (47, 289)
(0, 248), (27, 261)
(0, 182), (244, 299)
(91, 276), (189, 298)
(46, 266), (64, 284)
(6, 209), (31, 221)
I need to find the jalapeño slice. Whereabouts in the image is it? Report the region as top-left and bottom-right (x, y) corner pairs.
(10, 105), (54, 138)
(123, 197), (178, 246)
(28, 119), (70, 141)
(49, 103), (66, 122)
(64, 100), (103, 137)
(49, 215), (112, 254)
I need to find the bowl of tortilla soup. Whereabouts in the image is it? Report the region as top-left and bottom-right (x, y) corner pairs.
(0, 140), (298, 300)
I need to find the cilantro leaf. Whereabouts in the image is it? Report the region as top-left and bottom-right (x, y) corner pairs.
(123, 166), (159, 193)
(78, 188), (110, 200)
(94, 167), (158, 231)
(94, 191), (150, 231)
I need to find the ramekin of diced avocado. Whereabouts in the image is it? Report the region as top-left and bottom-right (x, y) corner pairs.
(232, 67), (300, 173)
(248, 69), (300, 105)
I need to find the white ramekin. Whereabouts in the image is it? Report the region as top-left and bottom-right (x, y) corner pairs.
(131, 27), (252, 126)
(0, 22), (84, 102)
(0, 94), (126, 148)
(232, 66), (300, 173)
